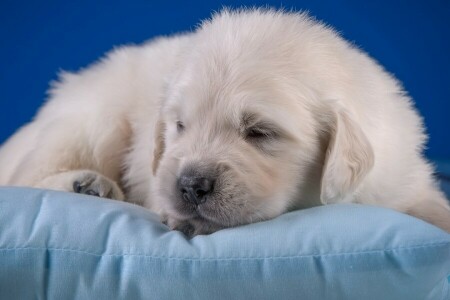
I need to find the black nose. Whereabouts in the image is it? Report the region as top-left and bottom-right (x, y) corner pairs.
(177, 175), (214, 205)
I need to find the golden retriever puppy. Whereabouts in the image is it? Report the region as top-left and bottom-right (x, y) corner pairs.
(0, 9), (449, 236)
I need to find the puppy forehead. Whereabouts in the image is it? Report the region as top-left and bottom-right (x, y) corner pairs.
(168, 82), (302, 134)
(164, 66), (317, 150)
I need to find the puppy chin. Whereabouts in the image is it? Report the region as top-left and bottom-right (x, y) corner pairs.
(164, 200), (248, 237)
(166, 204), (275, 238)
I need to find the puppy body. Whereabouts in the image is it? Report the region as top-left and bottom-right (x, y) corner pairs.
(1, 10), (449, 234)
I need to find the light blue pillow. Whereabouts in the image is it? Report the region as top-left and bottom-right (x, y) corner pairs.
(0, 187), (449, 300)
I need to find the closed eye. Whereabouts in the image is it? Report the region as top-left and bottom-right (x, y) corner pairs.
(246, 128), (267, 139)
(241, 112), (283, 146)
(245, 126), (278, 140)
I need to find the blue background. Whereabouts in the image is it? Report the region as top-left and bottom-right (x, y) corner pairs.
(0, 0), (449, 158)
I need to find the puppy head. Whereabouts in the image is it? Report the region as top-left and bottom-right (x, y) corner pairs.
(152, 10), (374, 236)
(153, 82), (320, 236)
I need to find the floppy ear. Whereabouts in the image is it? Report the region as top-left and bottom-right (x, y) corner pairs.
(152, 119), (166, 175)
(320, 108), (374, 204)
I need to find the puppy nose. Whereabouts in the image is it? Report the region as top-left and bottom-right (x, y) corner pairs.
(178, 175), (214, 205)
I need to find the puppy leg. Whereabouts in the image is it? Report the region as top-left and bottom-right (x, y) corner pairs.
(0, 95), (130, 200)
(35, 170), (124, 200)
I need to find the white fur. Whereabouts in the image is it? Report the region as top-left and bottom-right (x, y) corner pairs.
(0, 9), (449, 234)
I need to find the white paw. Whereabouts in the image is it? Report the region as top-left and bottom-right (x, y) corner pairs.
(35, 170), (124, 200)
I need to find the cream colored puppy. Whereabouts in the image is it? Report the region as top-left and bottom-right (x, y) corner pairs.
(1, 9), (449, 236)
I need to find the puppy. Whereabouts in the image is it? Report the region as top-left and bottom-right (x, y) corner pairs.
(1, 9), (449, 236)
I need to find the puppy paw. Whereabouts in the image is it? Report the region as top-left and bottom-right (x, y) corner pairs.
(35, 170), (124, 200)
(71, 171), (124, 200)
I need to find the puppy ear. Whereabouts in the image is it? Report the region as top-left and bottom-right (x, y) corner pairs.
(320, 108), (374, 204)
(152, 119), (166, 175)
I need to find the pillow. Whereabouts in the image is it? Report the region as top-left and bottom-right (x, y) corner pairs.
(0, 187), (449, 300)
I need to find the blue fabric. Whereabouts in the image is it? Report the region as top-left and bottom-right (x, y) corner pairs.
(0, 187), (449, 300)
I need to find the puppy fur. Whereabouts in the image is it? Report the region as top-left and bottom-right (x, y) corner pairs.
(1, 9), (449, 235)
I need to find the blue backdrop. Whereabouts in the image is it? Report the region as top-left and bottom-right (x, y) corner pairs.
(0, 0), (449, 158)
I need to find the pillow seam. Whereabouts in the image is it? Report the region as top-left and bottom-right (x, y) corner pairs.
(0, 240), (448, 260)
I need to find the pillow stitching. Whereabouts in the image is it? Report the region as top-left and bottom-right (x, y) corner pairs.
(0, 241), (448, 260)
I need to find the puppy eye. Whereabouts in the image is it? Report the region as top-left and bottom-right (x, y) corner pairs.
(246, 128), (268, 139)
(176, 121), (185, 133)
(245, 127), (275, 140)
